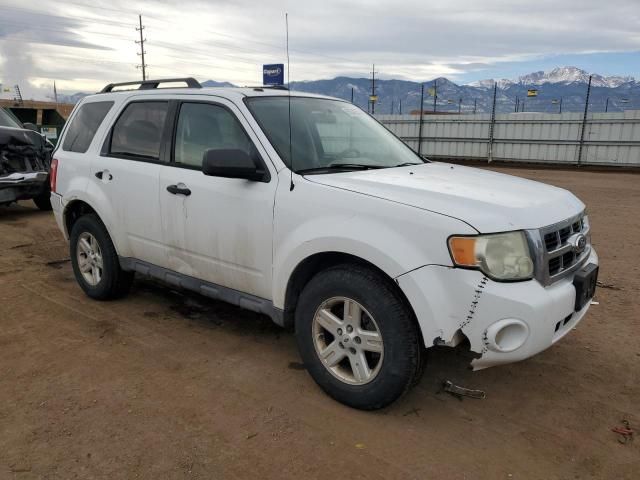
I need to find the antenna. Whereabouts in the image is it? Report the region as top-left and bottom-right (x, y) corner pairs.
(286, 12), (294, 191)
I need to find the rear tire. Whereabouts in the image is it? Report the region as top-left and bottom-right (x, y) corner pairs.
(295, 264), (423, 410)
(33, 192), (52, 211)
(69, 214), (133, 300)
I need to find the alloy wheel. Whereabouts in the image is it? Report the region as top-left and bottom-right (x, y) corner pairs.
(312, 296), (384, 385)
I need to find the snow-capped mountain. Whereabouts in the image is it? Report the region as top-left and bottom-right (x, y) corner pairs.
(468, 78), (514, 90)
(49, 66), (637, 114)
(471, 66), (635, 89)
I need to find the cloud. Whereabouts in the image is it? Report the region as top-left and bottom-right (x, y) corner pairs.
(0, 0), (638, 98)
(0, 7), (116, 97)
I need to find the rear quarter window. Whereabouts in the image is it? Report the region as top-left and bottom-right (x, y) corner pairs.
(62, 101), (114, 153)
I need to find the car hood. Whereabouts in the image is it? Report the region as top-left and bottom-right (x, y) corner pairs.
(305, 162), (585, 233)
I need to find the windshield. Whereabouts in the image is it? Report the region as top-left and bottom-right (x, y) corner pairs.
(245, 96), (424, 173)
(0, 108), (22, 128)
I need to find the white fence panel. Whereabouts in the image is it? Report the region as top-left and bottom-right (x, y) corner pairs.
(376, 111), (640, 167)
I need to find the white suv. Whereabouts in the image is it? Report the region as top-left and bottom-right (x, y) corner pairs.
(51, 78), (599, 409)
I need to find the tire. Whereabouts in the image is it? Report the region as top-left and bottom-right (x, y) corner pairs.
(69, 214), (134, 300)
(295, 264), (423, 410)
(33, 192), (52, 211)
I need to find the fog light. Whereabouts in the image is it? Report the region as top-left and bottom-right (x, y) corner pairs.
(485, 319), (529, 353)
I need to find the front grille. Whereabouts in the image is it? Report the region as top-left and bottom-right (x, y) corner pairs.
(544, 232), (559, 251)
(536, 213), (590, 285)
(548, 256), (561, 275)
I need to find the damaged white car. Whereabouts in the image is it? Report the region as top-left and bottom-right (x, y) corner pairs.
(50, 78), (599, 409)
(0, 108), (53, 210)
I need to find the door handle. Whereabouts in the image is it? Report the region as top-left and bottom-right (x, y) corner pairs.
(95, 170), (113, 181)
(166, 184), (192, 196)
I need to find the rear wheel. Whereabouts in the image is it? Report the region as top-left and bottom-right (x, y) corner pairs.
(295, 264), (423, 410)
(33, 191), (52, 211)
(69, 214), (133, 300)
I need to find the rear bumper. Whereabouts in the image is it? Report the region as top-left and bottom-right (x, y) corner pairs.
(397, 248), (599, 370)
(51, 192), (67, 240)
(0, 172), (48, 203)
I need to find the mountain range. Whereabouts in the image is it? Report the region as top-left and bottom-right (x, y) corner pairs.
(56, 67), (638, 114)
(288, 67), (638, 114)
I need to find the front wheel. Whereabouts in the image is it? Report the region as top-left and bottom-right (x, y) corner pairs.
(295, 264), (423, 410)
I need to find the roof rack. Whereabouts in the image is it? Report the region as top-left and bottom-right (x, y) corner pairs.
(100, 77), (202, 93)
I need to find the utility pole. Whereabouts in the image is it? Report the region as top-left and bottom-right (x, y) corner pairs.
(399, 99), (402, 115)
(351, 87), (354, 104)
(515, 96), (519, 112)
(136, 14), (147, 81)
(458, 97), (462, 114)
(370, 64), (378, 114)
(487, 82), (497, 163)
(418, 84), (425, 156)
(473, 98), (477, 114)
(559, 97), (563, 114)
(391, 99), (394, 114)
(605, 97), (609, 113)
(432, 79), (437, 113)
(577, 75), (592, 166)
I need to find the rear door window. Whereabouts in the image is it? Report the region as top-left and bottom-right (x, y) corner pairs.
(110, 102), (169, 160)
(62, 101), (114, 153)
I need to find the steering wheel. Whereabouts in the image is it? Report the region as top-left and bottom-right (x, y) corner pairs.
(336, 147), (361, 159)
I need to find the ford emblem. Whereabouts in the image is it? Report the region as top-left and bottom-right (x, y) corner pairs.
(569, 233), (587, 254)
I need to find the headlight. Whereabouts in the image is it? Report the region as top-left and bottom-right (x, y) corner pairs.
(448, 231), (534, 281)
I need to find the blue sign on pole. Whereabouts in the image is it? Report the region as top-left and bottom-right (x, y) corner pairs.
(263, 64), (285, 86)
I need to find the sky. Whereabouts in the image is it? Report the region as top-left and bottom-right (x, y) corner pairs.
(0, 0), (639, 99)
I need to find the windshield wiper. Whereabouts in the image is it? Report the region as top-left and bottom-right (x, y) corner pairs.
(296, 164), (386, 174)
(392, 162), (424, 167)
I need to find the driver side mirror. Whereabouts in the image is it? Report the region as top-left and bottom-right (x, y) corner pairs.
(23, 122), (39, 132)
(202, 149), (267, 182)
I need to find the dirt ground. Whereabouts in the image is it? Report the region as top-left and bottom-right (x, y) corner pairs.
(1, 166), (638, 479)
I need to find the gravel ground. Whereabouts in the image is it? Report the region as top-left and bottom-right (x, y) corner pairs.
(0, 166), (638, 479)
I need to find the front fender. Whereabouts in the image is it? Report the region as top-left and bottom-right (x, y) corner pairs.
(271, 172), (476, 309)
(273, 234), (412, 310)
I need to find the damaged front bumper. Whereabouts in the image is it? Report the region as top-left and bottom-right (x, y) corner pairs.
(397, 248), (599, 370)
(0, 126), (52, 205)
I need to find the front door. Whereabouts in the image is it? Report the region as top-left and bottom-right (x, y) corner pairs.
(159, 100), (277, 300)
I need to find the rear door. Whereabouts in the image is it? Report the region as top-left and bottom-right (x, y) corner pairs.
(158, 98), (277, 299)
(91, 99), (172, 267)
(55, 100), (115, 197)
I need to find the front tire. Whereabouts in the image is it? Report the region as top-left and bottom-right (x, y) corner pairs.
(295, 264), (423, 410)
(69, 214), (133, 300)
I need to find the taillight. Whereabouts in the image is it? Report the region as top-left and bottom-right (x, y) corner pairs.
(50, 158), (59, 193)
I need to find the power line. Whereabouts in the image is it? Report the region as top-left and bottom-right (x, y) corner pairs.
(154, 41), (268, 66)
(36, 1), (363, 64)
(51, 0), (145, 16)
(0, 5), (135, 28)
(0, 5), (373, 74)
(1, 3), (370, 67)
(0, 19), (131, 42)
(142, 14), (366, 65)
